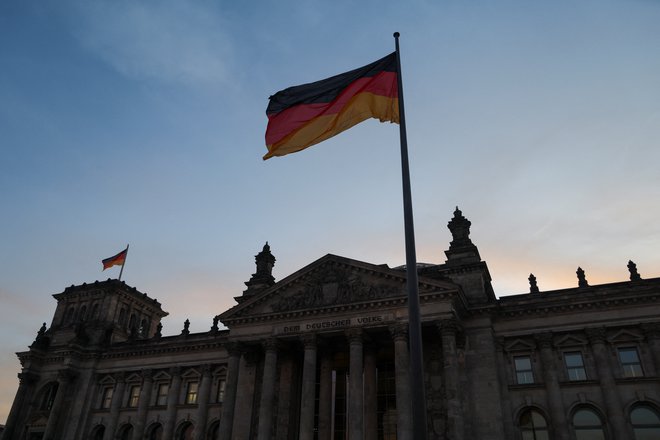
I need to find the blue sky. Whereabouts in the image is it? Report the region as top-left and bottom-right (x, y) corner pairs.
(1, 0), (660, 422)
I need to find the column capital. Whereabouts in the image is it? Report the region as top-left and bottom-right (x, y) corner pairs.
(437, 318), (462, 337)
(389, 323), (408, 342)
(57, 368), (78, 383)
(225, 341), (242, 357)
(301, 333), (317, 349)
(345, 328), (363, 344)
(18, 371), (39, 385)
(534, 332), (554, 349)
(141, 368), (154, 381)
(200, 364), (213, 377)
(641, 323), (660, 341)
(585, 327), (607, 345)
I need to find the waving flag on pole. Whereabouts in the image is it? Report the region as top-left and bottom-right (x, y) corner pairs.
(264, 52), (399, 160)
(102, 245), (129, 281)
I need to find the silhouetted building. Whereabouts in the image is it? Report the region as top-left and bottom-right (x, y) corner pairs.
(3, 209), (660, 440)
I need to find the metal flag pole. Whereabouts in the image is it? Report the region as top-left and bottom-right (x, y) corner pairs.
(393, 32), (428, 439)
(118, 244), (129, 281)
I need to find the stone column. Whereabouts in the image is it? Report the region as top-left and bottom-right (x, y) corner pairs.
(534, 333), (569, 440)
(390, 324), (412, 440)
(104, 373), (126, 440)
(2, 371), (39, 440)
(44, 369), (77, 440)
(586, 328), (631, 439)
(299, 334), (318, 440)
(195, 365), (213, 440)
(163, 367), (183, 440)
(346, 328), (364, 440)
(494, 338), (515, 440)
(133, 369), (154, 440)
(232, 348), (259, 440)
(317, 348), (333, 440)
(364, 346), (378, 440)
(642, 323), (660, 376)
(219, 343), (241, 440)
(438, 319), (464, 440)
(258, 339), (279, 440)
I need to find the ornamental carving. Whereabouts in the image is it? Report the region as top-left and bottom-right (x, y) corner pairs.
(270, 267), (404, 312)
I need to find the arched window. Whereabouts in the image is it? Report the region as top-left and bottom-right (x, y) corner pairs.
(147, 423), (163, 440)
(573, 407), (605, 440)
(207, 421), (219, 440)
(631, 405), (660, 439)
(65, 307), (75, 325)
(129, 313), (137, 330)
(520, 408), (549, 440)
(38, 382), (59, 411)
(90, 424), (105, 440)
(79, 305), (87, 321)
(92, 303), (100, 319)
(177, 422), (194, 440)
(118, 424), (133, 440)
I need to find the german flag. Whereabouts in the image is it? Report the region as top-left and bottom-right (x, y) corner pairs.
(102, 247), (128, 270)
(264, 52), (399, 160)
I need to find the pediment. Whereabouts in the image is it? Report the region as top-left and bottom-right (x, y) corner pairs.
(220, 254), (458, 324)
(98, 375), (116, 385)
(608, 329), (643, 343)
(153, 371), (171, 381)
(504, 338), (536, 352)
(555, 334), (588, 348)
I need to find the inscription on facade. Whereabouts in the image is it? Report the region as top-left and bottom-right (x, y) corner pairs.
(278, 314), (392, 335)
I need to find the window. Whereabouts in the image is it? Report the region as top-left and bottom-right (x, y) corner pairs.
(631, 405), (660, 439)
(520, 408), (549, 440)
(185, 381), (199, 405)
(39, 383), (59, 411)
(514, 355), (534, 384)
(90, 425), (105, 440)
(128, 385), (141, 407)
(101, 386), (114, 409)
(207, 421), (219, 440)
(573, 408), (605, 440)
(618, 347), (644, 378)
(216, 379), (226, 403)
(156, 383), (169, 406)
(177, 422), (194, 440)
(564, 352), (587, 381)
(148, 423), (164, 440)
(119, 424), (133, 440)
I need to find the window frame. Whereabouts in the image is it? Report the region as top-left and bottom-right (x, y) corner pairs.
(128, 385), (141, 408)
(185, 381), (199, 405)
(514, 355), (535, 385)
(617, 346), (644, 378)
(572, 407), (606, 440)
(101, 386), (114, 409)
(156, 382), (169, 407)
(564, 351), (587, 381)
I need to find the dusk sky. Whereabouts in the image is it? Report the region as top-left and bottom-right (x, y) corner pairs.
(1, 0), (659, 423)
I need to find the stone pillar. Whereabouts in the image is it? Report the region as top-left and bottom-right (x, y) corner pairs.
(2, 371), (39, 440)
(317, 348), (333, 440)
(535, 333), (569, 440)
(494, 338), (515, 440)
(346, 328), (364, 440)
(195, 365), (213, 440)
(642, 323), (660, 376)
(438, 319), (464, 440)
(364, 346), (378, 440)
(586, 328), (631, 439)
(104, 373), (126, 440)
(44, 369), (76, 440)
(299, 334), (318, 440)
(219, 344), (241, 440)
(163, 367), (183, 440)
(390, 324), (412, 440)
(232, 348), (258, 440)
(133, 369), (154, 440)
(258, 339), (279, 440)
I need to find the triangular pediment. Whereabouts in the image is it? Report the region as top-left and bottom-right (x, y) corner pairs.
(608, 329), (643, 343)
(220, 254), (458, 324)
(504, 338), (536, 352)
(555, 334), (588, 348)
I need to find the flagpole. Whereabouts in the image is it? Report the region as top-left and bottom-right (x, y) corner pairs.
(118, 244), (129, 281)
(394, 32), (428, 440)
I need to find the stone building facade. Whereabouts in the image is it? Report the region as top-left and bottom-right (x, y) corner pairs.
(2, 209), (660, 440)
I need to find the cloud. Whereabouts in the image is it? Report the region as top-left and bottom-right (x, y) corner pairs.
(67, 0), (233, 87)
